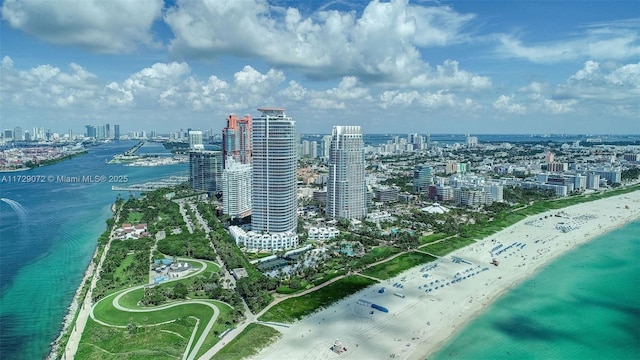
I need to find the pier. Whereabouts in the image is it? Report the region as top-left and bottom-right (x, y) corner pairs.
(112, 175), (189, 192)
(124, 140), (145, 155)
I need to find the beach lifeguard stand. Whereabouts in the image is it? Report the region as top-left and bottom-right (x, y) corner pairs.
(331, 339), (346, 354)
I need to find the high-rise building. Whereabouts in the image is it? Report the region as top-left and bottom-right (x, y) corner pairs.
(326, 125), (367, 220)
(188, 130), (204, 150)
(414, 164), (433, 193)
(13, 127), (23, 141)
(251, 108), (297, 233)
(222, 114), (252, 168)
(466, 135), (478, 148)
(85, 125), (96, 138)
(545, 151), (555, 164)
(114, 125), (120, 140)
(189, 150), (222, 194)
(222, 157), (252, 219)
(322, 135), (332, 160)
(300, 140), (319, 158)
(96, 125), (106, 140)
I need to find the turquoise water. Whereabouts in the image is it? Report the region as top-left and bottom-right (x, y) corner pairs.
(432, 220), (640, 360)
(0, 141), (187, 359)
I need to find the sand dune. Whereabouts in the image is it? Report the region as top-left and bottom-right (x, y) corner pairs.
(251, 191), (640, 360)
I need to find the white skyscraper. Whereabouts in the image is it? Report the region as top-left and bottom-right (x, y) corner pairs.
(188, 130), (204, 150)
(222, 157), (252, 219)
(327, 125), (367, 220)
(251, 108), (298, 233)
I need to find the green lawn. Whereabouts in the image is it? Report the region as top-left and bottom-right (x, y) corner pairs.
(195, 301), (235, 358)
(118, 288), (144, 308)
(89, 290), (233, 359)
(418, 233), (450, 245)
(259, 275), (378, 323)
(422, 237), (476, 257)
(126, 211), (144, 224)
(93, 292), (215, 326)
(212, 324), (281, 360)
(113, 253), (136, 284)
(356, 246), (402, 267)
(75, 317), (192, 359)
(362, 252), (437, 280)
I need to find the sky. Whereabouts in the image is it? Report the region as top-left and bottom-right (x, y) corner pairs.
(1, 0), (639, 135)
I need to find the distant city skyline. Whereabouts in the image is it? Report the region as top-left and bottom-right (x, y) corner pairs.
(1, 1), (638, 134)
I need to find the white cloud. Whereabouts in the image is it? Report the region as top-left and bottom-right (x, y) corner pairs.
(556, 60), (640, 101)
(234, 66), (285, 94)
(3, 55), (634, 134)
(408, 60), (491, 89)
(605, 63), (640, 87)
(102, 62), (286, 111)
(306, 76), (372, 109)
(418, 90), (456, 108)
(309, 98), (345, 109)
(570, 60), (600, 82)
(411, 5), (475, 47)
(279, 80), (307, 101)
(543, 99), (577, 114)
(0, 60), (101, 108)
(493, 94), (526, 114)
(379, 90), (420, 108)
(519, 81), (546, 100)
(2, 56), (14, 68)
(325, 77), (371, 100)
(495, 23), (640, 63)
(165, 0), (478, 86)
(1, 0), (163, 53)
(379, 89), (469, 109)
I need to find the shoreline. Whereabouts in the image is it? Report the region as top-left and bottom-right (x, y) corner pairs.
(46, 250), (97, 360)
(47, 201), (116, 359)
(251, 191), (640, 360)
(422, 211), (639, 359)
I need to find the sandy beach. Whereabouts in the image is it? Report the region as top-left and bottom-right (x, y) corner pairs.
(251, 191), (640, 360)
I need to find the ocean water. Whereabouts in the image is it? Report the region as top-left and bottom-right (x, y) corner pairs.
(0, 141), (187, 359)
(432, 220), (640, 360)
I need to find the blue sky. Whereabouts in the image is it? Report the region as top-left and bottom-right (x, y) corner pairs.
(1, 0), (638, 135)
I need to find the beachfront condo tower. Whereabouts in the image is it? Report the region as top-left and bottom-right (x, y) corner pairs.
(251, 108), (298, 233)
(222, 114), (252, 168)
(327, 125), (367, 220)
(189, 150), (222, 195)
(222, 157), (252, 219)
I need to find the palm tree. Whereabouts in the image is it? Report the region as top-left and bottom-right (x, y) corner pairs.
(127, 317), (136, 335)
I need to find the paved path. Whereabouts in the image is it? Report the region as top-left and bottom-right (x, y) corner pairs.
(90, 259), (225, 360)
